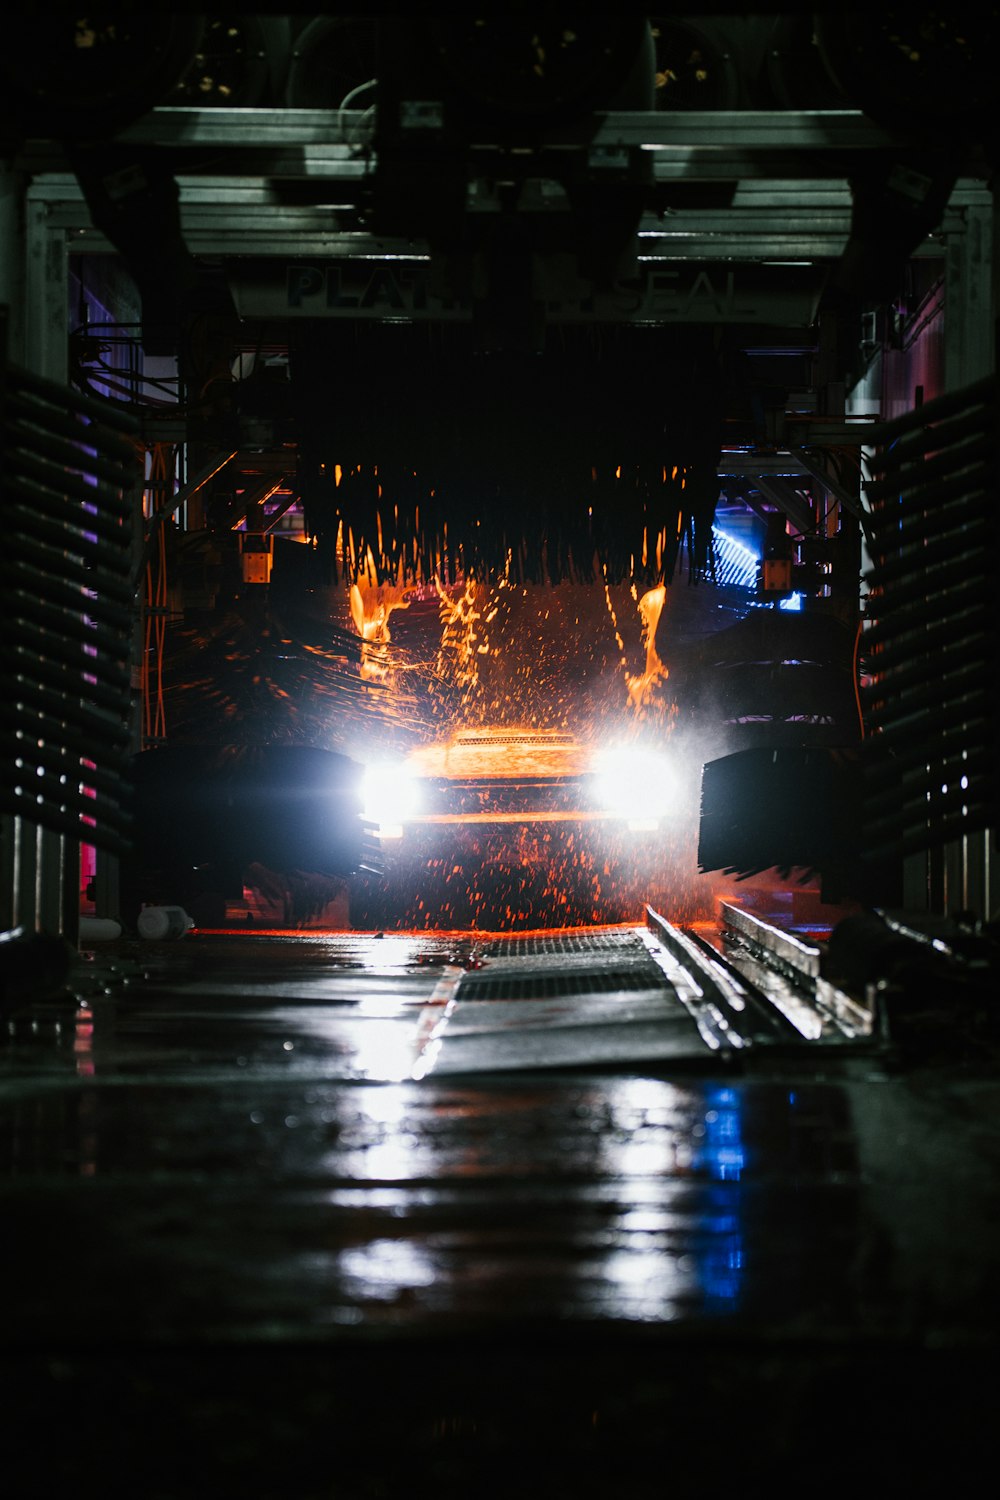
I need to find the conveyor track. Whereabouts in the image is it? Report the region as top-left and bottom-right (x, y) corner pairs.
(419, 908), (826, 1074)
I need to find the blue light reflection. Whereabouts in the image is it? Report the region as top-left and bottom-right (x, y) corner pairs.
(694, 1087), (746, 1310)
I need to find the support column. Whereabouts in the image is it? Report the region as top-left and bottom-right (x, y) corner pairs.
(943, 202), (996, 921)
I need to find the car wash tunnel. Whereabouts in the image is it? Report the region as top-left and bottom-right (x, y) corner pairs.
(2, 7), (999, 1490)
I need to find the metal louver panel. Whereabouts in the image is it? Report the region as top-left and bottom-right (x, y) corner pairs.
(2, 361), (141, 854)
(861, 375), (998, 862)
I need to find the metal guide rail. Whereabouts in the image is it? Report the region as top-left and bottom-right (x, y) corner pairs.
(713, 900), (873, 1043)
(711, 897), (1000, 1063)
(425, 909), (865, 1077)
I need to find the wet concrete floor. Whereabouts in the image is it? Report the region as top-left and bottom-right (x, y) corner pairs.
(3, 924), (999, 1491)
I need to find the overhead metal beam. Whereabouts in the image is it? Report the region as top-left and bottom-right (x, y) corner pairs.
(31, 171), (986, 266)
(99, 106), (965, 158)
(229, 476), (288, 531)
(262, 490), (301, 533)
(752, 476), (816, 536)
(791, 450), (866, 521)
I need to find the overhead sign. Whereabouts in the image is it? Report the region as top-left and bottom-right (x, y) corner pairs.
(230, 259), (822, 326)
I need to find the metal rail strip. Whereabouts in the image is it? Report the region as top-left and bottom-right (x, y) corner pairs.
(643, 905), (805, 1052)
(716, 900), (876, 1042)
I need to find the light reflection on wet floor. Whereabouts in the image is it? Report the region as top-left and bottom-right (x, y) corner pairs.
(2, 930), (999, 1354)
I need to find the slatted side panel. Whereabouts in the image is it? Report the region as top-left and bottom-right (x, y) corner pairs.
(1, 362), (141, 880)
(861, 375), (998, 864)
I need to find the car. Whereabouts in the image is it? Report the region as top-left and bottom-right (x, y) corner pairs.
(351, 726), (696, 930)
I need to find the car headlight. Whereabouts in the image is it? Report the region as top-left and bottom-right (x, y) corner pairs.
(361, 763), (422, 838)
(591, 745), (677, 831)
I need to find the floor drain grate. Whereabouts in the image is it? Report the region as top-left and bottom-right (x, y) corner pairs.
(479, 932), (646, 958)
(456, 965), (671, 1001)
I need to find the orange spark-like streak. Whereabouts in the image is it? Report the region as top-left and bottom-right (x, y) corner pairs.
(625, 584), (669, 714)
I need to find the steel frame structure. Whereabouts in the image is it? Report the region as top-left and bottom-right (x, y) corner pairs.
(2, 106), (996, 933)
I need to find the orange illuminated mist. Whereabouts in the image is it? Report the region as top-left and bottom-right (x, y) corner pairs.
(349, 565), (411, 683)
(406, 727), (591, 783)
(626, 585), (668, 713)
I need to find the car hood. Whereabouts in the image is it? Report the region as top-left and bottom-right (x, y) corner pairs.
(406, 730), (592, 781)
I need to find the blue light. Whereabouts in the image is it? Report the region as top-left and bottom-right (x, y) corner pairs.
(779, 592), (803, 611)
(711, 528), (759, 590)
(696, 1088), (747, 1311)
(699, 1089), (745, 1183)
